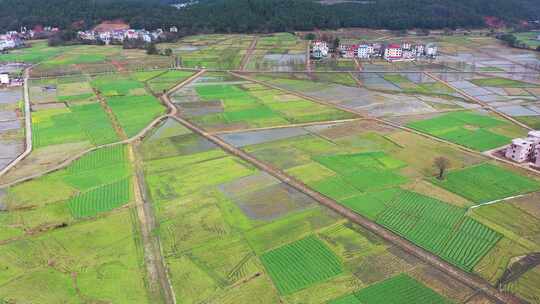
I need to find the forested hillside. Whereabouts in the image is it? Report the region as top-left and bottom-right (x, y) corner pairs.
(0, 0), (538, 33)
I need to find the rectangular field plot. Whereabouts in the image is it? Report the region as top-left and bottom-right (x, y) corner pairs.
(406, 111), (514, 151)
(375, 190), (501, 271)
(172, 77), (354, 131)
(314, 152), (408, 192)
(329, 274), (453, 304)
(64, 145), (131, 191)
(29, 76), (97, 104)
(31, 104), (118, 148)
(471, 77), (540, 88)
(68, 178), (132, 218)
(162, 34), (254, 70)
(107, 94), (165, 137)
(0, 145), (132, 245)
(431, 163), (540, 204)
(0, 211), (149, 304)
(146, 70), (195, 94)
(261, 235), (343, 295)
(245, 33), (307, 72)
(91, 75), (146, 97)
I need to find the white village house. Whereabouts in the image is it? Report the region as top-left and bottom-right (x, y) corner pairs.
(0, 73), (9, 85)
(384, 44), (402, 61)
(311, 40), (329, 59)
(505, 130), (540, 164)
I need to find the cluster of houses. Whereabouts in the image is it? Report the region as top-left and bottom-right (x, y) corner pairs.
(311, 40), (438, 62)
(505, 130), (540, 167)
(0, 73), (22, 87)
(1, 26), (63, 52)
(78, 26), (178, 45)
(0, 32), (25, 52)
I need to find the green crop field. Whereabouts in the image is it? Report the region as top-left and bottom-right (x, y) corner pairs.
(147, 70), (195, 93)
(173, 77), (354, 131)
(31, 104), (118, 148)
(161, 34), (253, 69)
(431, 163), (540, 204)
(329, 274), (453, 304)
(107, 94), (166, 137)
(70, 103), (120, 145)
(261, 235), (344, 295)
(471, 77), (539, 88)
(376, 190), (501, 271)
(68, 178), (132, 218)
(313, 152), (408, 193)
(3, 32), (540, 304)
(0, 41), (69, 64)
(383, 74), (455, 95)
(407, 111), (514, 151)
(92, 76), (145, 96)
(514, 31), (540, 48)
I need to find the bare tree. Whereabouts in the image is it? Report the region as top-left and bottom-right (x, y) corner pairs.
(434, 157), (450, 180)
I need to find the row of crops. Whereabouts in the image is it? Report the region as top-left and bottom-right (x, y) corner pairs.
(328, 274), (453, 304)
(68, 178), (132, 218)
(375, 190), (501, 271)
(260, 235), (343, 295)
(31, 103), (119, 148)
(63, 145), (133, 218)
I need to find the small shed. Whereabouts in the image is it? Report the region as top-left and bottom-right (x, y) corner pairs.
(0, 73), (9, 85)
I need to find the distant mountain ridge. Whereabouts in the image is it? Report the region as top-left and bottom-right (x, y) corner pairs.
(0, 0), (538, 33)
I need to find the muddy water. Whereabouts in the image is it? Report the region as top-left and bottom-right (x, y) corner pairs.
(0, 87), (24, 171)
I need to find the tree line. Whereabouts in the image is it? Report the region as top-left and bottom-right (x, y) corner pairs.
(0, 0), (539, 33)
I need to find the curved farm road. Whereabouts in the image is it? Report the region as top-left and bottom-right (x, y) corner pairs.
(0, 69), (206, 304)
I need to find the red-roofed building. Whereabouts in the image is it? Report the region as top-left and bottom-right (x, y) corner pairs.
(384, 44), (402, 61)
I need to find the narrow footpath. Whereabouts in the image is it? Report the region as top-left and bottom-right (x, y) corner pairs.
(239, 36), (258, 71)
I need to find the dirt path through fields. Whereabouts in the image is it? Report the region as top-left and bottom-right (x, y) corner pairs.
(306, 40), (312, 73)
(130, 144), (176, 304)
(353, 57), (363, 71)
(0, 69), (206, 189)
(167, 112), (523, 304)
(239, 36), (259, 71)
(210, 118), (362, 135)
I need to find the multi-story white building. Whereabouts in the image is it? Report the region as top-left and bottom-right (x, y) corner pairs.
(426, 43), (438, 58)
(357, 44), (371, 59)
(402, 50), (416, 60)
(414, 44), (425, 57)
(505, 130), (540, 163)
(384, 44), (402, 61)
(401, 42), (412, 50)
(311, 40), (329, 59)
(506, 138), (536, 163)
